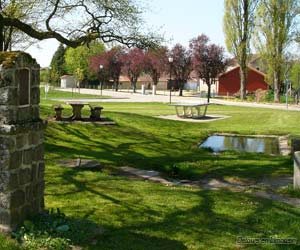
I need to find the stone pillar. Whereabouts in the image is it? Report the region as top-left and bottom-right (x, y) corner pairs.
(0, 52), (46, 232)
(294, 152), (300, 189)
(291, 138), (300, 155)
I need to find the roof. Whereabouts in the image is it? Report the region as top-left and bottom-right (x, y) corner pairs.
(218, 65), (266, 78)
(60, 75), (74, 79)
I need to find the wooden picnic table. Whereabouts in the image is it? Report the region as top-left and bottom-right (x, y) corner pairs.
(170, 103), (209, 118)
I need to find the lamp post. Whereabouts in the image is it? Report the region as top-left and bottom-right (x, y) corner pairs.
(99, 64), (103, 96)
(168, 57), (173, 104)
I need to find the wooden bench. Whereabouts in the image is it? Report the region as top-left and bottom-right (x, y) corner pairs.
(89, 105), (103, 121)
(53, 104), (64, 121)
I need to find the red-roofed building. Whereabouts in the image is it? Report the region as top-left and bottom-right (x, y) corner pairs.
(218, 66), (269, 96)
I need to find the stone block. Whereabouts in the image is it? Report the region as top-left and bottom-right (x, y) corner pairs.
(0, 209), (11, 225)
(0, 106), (17, 125)
(16, 134), (27, 149)
(0, 155), (9, 170)
(0, 208), (20, 229)
(25, 185), (33, 203)
(35, 145), (44, 161)
(31, 164), (38, 182)
(19, 168), (31, 185)
(0, 87), (18, 105)
(0, 193), (10, 209)
(23, 149), (32, 165)
(8, 172), (19, 191)
(29, 131), (40, 145)
(31, 106), (40, 120)
(9, 151), (22, 169)
(0, 171), (10, 192)
(17, 106), (31, 123)
(10, 190), (25, 208)
(0, 69), (15, 88)
(1, 137), (16, 152)
(31, 87), (40, 105)
(20, 205), (32, 222)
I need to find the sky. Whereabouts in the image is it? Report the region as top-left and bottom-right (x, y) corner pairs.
(25, 0), (225, 67)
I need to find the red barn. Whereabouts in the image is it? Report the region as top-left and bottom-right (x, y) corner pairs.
(218, 66), (269, 96)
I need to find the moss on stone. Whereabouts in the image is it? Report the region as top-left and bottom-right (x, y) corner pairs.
(0, 51), (36, 68)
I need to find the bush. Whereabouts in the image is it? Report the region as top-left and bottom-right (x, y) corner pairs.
(13, 208), (98, 250)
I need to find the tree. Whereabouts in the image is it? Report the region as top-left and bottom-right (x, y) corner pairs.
(1, 0), (38, 51)
(169, 44), (192, 96)
(90, 47), (124, 91)
(50, 44), (66, 84)
(254, 0), (300, 102)
(64, 41), (105, 81)
(121, 48), (145, 93)
(223, 0), (259, 100)
(190, 34), (228, 103)
(0, 0), (161, 51)
(144, 47), (168, 95)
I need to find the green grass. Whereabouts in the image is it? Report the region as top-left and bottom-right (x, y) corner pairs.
(4, 91), (300, 249)
(41, 87), (109, 100)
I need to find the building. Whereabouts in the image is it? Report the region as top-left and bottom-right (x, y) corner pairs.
(60, 75), (76, 88)
(218, 66), (269, 96)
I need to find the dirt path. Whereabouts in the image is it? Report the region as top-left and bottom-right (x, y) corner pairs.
(119, 166), (300, 206)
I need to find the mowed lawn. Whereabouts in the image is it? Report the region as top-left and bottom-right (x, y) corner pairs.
(1, 92), (296, 250)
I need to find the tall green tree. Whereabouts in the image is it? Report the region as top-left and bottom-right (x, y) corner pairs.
(50, 43), (66, 84)
(64, 42), (105, 81)
(223, 0), (259, 100)
(0, 0), (161, 51)
(254, 0), (300, 102)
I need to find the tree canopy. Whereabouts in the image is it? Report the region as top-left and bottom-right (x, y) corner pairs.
(50, 43), (66, 84)
(64, 41), (105, 80)
(169, 44), (192, 96)
(254, 0), (300, 102)
(223, 0), (259, 100)
(90, 46), (124, 91)
(190, 34), (228, 102)
(0, 0), (162, 51)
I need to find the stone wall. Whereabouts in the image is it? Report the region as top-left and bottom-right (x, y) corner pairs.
(0, 52), (46, 231)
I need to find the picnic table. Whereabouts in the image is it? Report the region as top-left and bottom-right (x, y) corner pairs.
(66, 102), (88, 120)
(170, 103), (209, 118)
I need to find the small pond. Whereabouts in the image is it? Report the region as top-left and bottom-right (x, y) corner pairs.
(199, 135), (279, 155)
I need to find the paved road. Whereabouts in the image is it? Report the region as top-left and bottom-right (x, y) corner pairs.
(55, 88), (300, 111)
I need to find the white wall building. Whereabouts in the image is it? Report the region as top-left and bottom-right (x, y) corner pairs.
(60, 75), (76, 88)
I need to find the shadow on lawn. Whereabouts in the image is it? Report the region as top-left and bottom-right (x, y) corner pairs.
(76, 189), (300, 250)
(45, 115), (293, 183)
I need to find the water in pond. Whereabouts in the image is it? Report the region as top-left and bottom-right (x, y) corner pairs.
(199, 135), (279, 154)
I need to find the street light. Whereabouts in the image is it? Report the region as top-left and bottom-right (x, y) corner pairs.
(168, 57), (173, 104)
(99, 64), (103, 96)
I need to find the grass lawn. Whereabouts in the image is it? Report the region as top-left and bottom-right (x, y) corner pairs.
(3, 90), (300, 249)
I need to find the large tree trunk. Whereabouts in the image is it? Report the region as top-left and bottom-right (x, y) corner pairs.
(240, 65), (247, 100)
(274, 72), (280, 102)
(205, 79), (211, 103)
(132, 81), (136, 93)
(179, 88), (183, 96)
(114, 80), (119, 91)
(152, 84), (157, 95)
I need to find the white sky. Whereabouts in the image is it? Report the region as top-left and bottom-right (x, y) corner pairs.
(25, 0), (225, 67)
